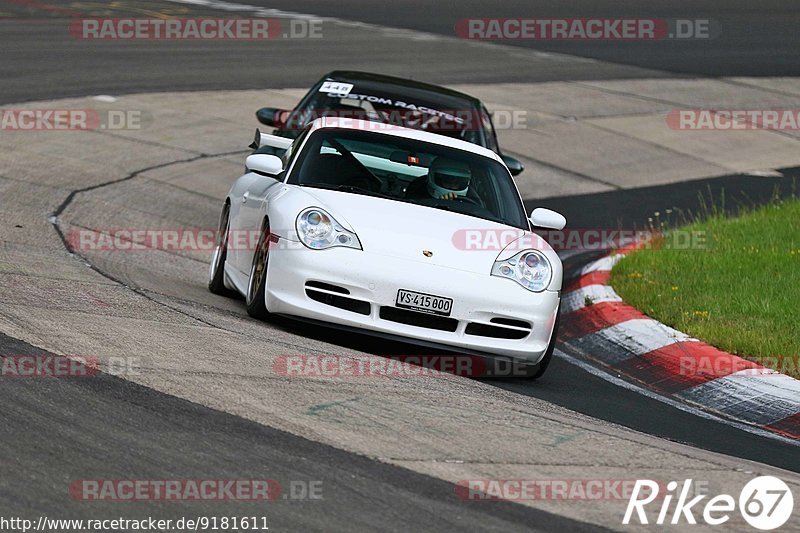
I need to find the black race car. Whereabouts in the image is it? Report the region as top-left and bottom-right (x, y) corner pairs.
(255, 70), (525, 176)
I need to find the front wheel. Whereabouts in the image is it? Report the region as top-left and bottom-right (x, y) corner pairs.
(208, 203), (231, 295)
(245, 222), (271, 319)
(528, 305), (561, 380)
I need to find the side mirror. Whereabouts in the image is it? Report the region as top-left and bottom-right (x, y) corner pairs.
(256, 107), (288, 128)
(530, 208), (566, 230)
(245, 154), (283, 177)
(502, 155), (524, 176)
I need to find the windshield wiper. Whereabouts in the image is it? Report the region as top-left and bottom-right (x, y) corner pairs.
(304, 183), (393, 199)
(338, 185), (397, 199)
(336, 185), (380, 195)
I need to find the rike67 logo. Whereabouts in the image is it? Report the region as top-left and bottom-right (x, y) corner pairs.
(624, 477), (794, 530)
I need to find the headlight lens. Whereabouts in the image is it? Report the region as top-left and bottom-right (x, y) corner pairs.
(296, 207), (361, 250)
(491, 250), (551, 292)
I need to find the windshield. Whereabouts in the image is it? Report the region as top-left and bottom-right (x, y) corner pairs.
(284, 81), (485, 146)
(287, 128), (528, 230)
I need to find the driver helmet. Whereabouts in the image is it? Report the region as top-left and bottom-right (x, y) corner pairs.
(427, 157), (472, 198)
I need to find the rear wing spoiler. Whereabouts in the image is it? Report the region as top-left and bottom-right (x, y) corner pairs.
(249, 128), (293, 151)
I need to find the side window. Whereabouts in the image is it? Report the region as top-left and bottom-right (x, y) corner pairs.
(471, 166), (500, 214)
(480, 106), (500, 152)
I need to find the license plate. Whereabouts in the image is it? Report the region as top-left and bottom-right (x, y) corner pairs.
(395, 289), (453, 316)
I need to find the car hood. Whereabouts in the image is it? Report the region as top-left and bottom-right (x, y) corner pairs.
(299, 188), (537, 275)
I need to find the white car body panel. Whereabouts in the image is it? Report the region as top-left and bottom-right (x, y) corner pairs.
(217, 118), (563, 362)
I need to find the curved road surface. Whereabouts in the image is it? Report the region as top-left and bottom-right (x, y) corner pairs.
(1, 0), (799, 530)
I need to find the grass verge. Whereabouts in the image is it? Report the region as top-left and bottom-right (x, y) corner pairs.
(610, 197), (800, 378)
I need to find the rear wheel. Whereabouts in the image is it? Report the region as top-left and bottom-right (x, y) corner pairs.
(208, 203), (231, 295)
(246, 221), (271, 319)
(528, 306), (561, 380)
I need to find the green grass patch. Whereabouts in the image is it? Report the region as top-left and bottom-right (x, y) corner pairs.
(610, 198), (800, 378)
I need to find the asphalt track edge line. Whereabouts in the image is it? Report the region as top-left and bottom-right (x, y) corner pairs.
(553, 348), (800, 448)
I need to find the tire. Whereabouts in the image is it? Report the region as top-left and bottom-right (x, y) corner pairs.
(528, 305), (561, 380)
(208, 203), (231, 295)
(245, 221), (271, 319)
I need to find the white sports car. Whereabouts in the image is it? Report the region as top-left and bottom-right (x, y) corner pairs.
(209, 117), (566, 378)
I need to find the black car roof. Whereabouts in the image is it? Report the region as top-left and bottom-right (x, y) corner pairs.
(323, 70), (482, 108)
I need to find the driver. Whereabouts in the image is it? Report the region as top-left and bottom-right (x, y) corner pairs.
(427, 157), (472, 200)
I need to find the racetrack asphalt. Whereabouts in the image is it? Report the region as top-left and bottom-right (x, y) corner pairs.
(2, 0), (800, 530)
(2, 156), (796, 531)
(0, 332), (604, 532)
(515, 171), (800, 472)
(220, 0), (800, 77)
(3, 0), (800, 104)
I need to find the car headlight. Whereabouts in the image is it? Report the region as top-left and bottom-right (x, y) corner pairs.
(491, 250), (551, 292)
(296, 207), (361, 250)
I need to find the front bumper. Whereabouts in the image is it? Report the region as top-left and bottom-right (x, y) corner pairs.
(265, 242), (560, 362)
